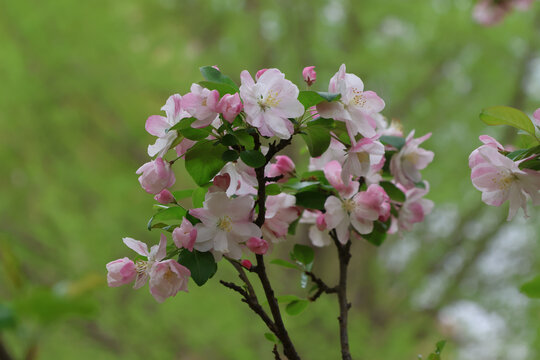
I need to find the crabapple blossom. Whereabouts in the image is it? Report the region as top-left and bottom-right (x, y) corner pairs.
(122, 234), (168, 289)
(470, 145), (540, 220)
(106, 258), (136, 287)
(146, 94), (190, 157)
(172, 218), (197, 251)
(324, 160), (359, 199)
(316, 64), (385, 140)
(240, 68), (304, 139)
(299, 210), (332, 247)
(262, 193), (300, 243)
(175, 138), (196, 158)
(149, 259), (190, 303)
(395, 182), (434, 231)
(182, 84), (220, 128)
(190, 192), (261, 260)
(154, 189), (175, 204)
(309, 138), (346, 171)
(266, 155), (296, 182)
(341, 136), (385, 183)
(533, 108), (540, 127)
(256, 68), (268, 80)
(136, 157), (175, 194)
(246, 237), (269, 255)
(218, 161), (258, 196)
(390, 130), (434, 188)
(302, 66), (316, 86)
(468, 135), (506, 169)
(217, 93), (243, 123)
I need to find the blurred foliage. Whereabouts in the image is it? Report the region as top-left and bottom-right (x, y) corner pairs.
(1, 0), (540, 359)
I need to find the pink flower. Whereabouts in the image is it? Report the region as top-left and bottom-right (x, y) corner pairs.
(256, 68), (268, 80)
(266, 155), (296, 182)
(154, 189), (175, 204)
(217, 93), (243, 123)
(300, 210), (332, 247)
(468, 135), (506, 169)
(146, 94), (191, 157)
(246, 237), (269, 255)
(470, 145), (540, 220)
(106, 257), (136, 287)
(324, 184), (389, 244)
(302, 66), (316, 86)
(190, 192), (261, 260)
(217, 161), (258, 196)
(148, 259), (190, 303)
(122, 234), (167, 289)
(241, 259), (252, 269)
(397, 183), (434, 231)
(316, 64), (385, 140)
(240, 69), (304, 139)
(390, 131), (434, 188)
(316, 212), (327, 231)
(136, 157), (175, 194)
(209, 174), (231, 193)
(533, 108), (540, 127)
(172, 218), (197, 251)
(182, 84), (220, 128)
(262, 193), (300, 243)
(341, 136), (385, 183)
(324, 160), (359, 199)
(175, 138), (196, 158)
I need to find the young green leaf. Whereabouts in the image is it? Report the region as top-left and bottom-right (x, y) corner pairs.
(222, 149), (239, 162)
(199, 66), (239, 90)
(301, 125), (331, 157)
(380, 135), (406, 150)
(172, 189), (194, 201)
(192, 186), (208, 208)
(198, 81), (237, 96)
(185, 141), (228, 186)
(480, 106), (537, 138)
(379, 181), (406, 202)
(264, 332), (279, 344)
(148, 206), (187, 230)
(177, 249), (218, 286)
(292, 244), (314, 266)
(220, 134), (239, 146)
(266, 183), (281, 195)
(295, 190), (328, 210)
(269, 259), (299, 269)
(169, 117), (212, 141)
(240, 150), (267, 168)
(285, 300), (309, 316)
(298, 91), (341, 108)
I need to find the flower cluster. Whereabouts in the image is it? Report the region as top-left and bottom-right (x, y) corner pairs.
(469, 108), (540, 220)
(107, 64), (434, 302)
(473, 0), (534, 26)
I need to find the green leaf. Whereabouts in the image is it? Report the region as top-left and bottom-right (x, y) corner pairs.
(220, 134), (238, 146)
(506, 149), (529, 160)
(270, 259), (299, 269)
(285, 300), (309, 316)
(172, 189), (194, 200)
(295, 190), (328, 210)
(222, 149), (239, 162)
(234, 129), (255, 150)
(379, 181), (406, 202)
(192, 186), (208, 208)
(380, 135), (406, 150)
(198, 80), (237, 96)
(301, 125), (331, 157)
(288, 216), (301, 235)
(300, 170), (327, 183)
(264, 332), (279, 344)
(0, 303), (16, 330)
(199, 66), (239, 90)
(362, 221), (389, 247)
(298, 91), (341, 108)
(520, 275), (540, 298)
(292, 244), (314, 266)
(169, 117), (212, 141)
(266, 183), (281, 196)
(148, 206), (187, 230)
(307, 117), (335, 129)
(185, 140), (228, 186)
(177, 249), (218, 286)
(480, 106), (537, 138)
(240, 150), (266, 168)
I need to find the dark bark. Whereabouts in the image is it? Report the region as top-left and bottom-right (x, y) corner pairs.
(0, 338), (13, 360)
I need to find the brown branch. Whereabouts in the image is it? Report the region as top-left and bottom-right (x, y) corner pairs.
(305, 271), (337, 302)
(273, 345), (282, 360)
(330, 231), (353, 360)
(0, 337), (13, 360)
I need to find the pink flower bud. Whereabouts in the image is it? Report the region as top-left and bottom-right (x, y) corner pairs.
(302, 66), (316, 86)
(154, 189), (175, 204)
(241, 259), (252, 269)
(172, 218), (197, 251)
(106, 257), (136, 287)
(136, 157), (175, 194)
(217, 93), (243, 123)
(246, 237), (269, 255)
(266, 155), (295, 182)
(316, 212), (327, 231)
(256, 68), (268, 80)
(212, 65), (220, 71)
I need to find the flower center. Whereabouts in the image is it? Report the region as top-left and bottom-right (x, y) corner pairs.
(163, 269), (176, 281)
(351, 88), (366, 107)
(217, 216), (233, 232)
(342, 198), (356, 213)
(356, 151), (370, 163)
(492, 172), (517, 190)
(258, 91), (280, 111)
(135, 260), (149, 275)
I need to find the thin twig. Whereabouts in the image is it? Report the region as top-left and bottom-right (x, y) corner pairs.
(305, 271), (337, 302)
(273, 345), (282, 360)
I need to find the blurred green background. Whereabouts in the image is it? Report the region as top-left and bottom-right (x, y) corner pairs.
(1, 0), (540, 359)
